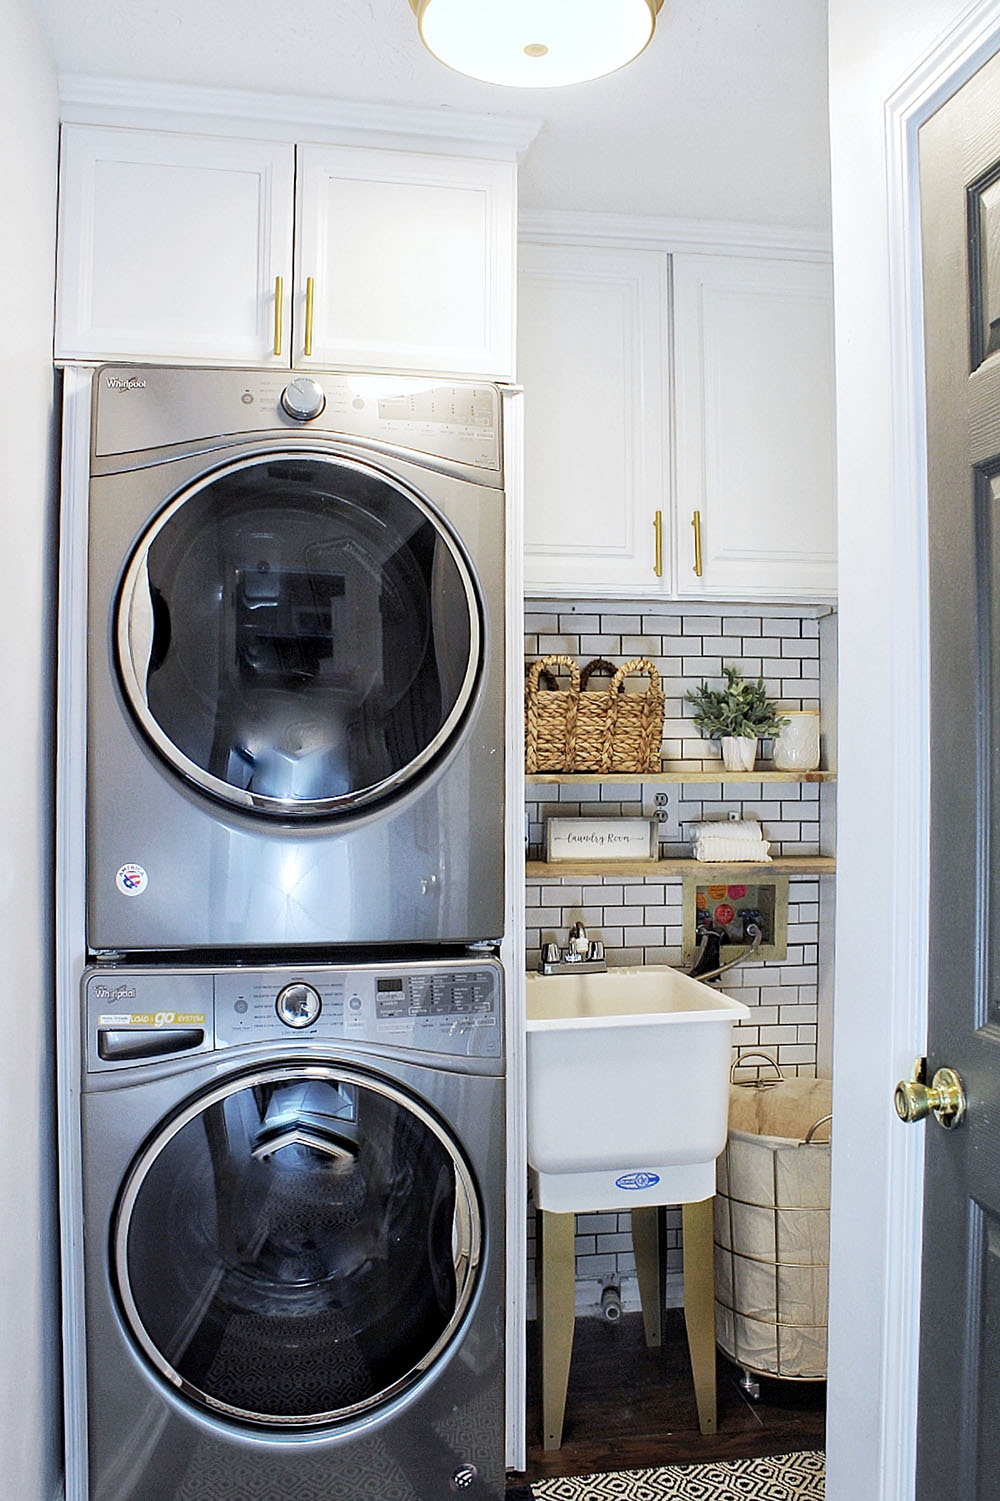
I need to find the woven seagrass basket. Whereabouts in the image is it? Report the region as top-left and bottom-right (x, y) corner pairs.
(524, 654), (664, 774)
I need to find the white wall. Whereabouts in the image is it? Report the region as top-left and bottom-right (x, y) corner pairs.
(0, 1), (61, 1497)
(826, 1), (988, 1497)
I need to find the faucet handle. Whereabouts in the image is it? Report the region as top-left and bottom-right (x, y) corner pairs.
(567, 921), (588, 955)
(587, 939), (605, 962)
(541, 942), (561, 965)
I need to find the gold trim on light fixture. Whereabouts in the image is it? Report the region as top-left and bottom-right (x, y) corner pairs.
(409, 0), (664, 89)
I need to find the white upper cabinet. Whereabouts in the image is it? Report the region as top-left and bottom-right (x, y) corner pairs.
(296, 146), (515, 379)
(55, 126), (295, 366)
(55, 127), (517, 380)
(519, 242), (669, 595)
(672, 253), (837, 600)
(519, 233), (837, 602)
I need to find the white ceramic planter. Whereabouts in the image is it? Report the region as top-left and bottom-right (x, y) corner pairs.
(721, 735), (758, 772)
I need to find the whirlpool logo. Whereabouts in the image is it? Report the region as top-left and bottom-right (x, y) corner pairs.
(93, 984), (137, 1002)
(105, 375), (147, 392)
(615, 1171), (660, 1191)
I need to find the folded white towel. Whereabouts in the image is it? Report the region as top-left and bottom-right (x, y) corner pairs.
(691, 835), (772, 863)
(687, 817), (771, 863)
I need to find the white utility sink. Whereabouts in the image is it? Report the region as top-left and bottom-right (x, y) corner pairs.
(525, 966), (750, 1213)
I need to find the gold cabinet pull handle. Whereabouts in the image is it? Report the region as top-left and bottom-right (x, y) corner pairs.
(653, 510), (663, 578)
(273, 275), (283, 358)
(304, 276), (315, 358)
(692, 509), (703, 577)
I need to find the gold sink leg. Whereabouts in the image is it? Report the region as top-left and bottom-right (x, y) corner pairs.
(630, 1206), (663, 1348)
(682, 1197), (717, 1435)
(538, 1209), (576, 1451)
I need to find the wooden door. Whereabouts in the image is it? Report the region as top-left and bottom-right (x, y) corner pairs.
(915, 46), (1000, 1498)
(517, 240), (670, 596)
(294, 144), (515, 380)
(671, 253), (837, 601)
(55, 125), (294, 365)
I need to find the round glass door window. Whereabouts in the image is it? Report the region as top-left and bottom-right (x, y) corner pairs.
(113, 1063), (482, 1428)
(116, 452), (483, 816)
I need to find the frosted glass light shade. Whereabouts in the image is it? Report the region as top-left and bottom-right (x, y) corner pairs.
(410, 0), (662, 89)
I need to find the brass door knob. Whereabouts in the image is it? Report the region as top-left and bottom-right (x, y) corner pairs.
(894, 1058), (966, 1130)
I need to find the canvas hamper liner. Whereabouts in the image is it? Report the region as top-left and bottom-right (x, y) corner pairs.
(714, 1059), (832, 1382)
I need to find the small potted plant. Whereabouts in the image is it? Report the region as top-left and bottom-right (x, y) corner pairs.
(685, 665), (787, 771)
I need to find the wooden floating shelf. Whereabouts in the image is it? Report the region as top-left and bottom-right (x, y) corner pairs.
(525, 856), (836, 880)
(526, 767), (836, 786)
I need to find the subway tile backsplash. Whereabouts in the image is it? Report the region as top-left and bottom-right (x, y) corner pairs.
(524, 602), (836, 1308)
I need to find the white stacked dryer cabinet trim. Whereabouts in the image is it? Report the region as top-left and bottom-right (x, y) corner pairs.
(85, 366), (506, 954)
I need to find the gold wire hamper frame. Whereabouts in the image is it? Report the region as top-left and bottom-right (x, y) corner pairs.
(713, 1054), (832, 1383)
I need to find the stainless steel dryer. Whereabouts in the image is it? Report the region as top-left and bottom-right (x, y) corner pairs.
(86, 366), (505, 953)
(79, 956), (505, 1501)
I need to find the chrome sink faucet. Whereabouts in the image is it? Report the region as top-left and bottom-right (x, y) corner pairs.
(538, 921), (607, 975)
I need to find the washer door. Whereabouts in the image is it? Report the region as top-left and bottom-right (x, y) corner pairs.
(113, 1063), (482, 1428)
(116, 452), (482, 817)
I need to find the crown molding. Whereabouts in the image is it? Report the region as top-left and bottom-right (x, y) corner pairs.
(57, 75), (543, 159)
(518, 208), (832, 259)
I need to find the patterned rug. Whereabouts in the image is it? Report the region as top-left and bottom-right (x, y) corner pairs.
(506, 1449), (825, 1499)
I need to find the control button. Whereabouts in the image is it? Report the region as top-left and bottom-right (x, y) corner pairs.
(280, 376), (326, 422)
(275, 982), (322, 1029)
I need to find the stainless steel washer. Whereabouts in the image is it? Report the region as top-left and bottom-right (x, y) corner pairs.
(79, 956), (505, 1500)
(85, 366), (506, 953)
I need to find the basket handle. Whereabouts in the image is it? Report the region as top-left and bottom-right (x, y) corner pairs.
(599, 657), (664, 774)
(580, 657), (619, 691)
(606, 657), (662, 698)
(525, 654), (581, 694)
(804, 1112), (833, 1145)
(730, 1050), (784, 1086)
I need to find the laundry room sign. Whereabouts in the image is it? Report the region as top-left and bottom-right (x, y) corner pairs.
(545, 817), (658, 862)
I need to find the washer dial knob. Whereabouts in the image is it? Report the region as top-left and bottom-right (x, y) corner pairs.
(280, 376), (326, 422)
(275, 982), (322, 1029)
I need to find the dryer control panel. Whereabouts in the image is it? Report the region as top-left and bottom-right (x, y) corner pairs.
(85, 959), (503, 1072)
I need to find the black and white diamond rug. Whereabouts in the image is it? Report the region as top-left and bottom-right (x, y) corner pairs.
(507, 1449), (825, 1500)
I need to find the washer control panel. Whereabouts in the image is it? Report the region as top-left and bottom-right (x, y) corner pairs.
(215, 964), (501, 1058)
(85, 960), (502, 1072)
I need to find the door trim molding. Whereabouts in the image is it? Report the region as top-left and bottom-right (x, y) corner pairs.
(832, 6), (1000, 1500)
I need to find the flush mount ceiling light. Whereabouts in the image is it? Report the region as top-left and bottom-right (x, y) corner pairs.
(409, 0), (664, 89)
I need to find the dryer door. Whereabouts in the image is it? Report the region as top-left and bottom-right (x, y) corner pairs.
(116, 451), (482, 817)
(113, 1062), (482, 1428)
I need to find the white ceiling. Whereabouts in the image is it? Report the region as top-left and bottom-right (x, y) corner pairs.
(33, 0), (832, 230)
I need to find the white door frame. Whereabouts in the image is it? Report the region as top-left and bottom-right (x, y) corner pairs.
(827, 4), (1000, 1498)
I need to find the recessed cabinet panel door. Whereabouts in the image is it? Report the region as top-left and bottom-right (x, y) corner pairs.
(916, 47), (1000, 1500)
(673, 254), (837, 600)
(519, 242), (669, 595)
(296, 145), (515, 380)
(55, 126), (294, 364)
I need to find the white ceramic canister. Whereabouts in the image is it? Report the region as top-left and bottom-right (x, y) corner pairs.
(772, 709), (821, 771)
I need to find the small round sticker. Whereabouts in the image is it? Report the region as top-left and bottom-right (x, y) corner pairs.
(116, 863), (148, 897)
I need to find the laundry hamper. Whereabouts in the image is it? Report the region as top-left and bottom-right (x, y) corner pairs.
(714, 1056), (831, 1384)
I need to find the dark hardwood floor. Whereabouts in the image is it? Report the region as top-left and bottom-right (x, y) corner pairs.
(516, 1310), (826, 1484)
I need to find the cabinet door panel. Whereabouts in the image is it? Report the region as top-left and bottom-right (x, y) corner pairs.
(519, 243), (669, 595)
(56, 127), (294, 364)
(296, 145), (515, 379)
(673, 254), (836, 600)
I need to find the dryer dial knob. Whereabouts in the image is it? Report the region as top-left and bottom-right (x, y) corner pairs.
(280, 377), (327, 422)
(275, 982), (322, 1029)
